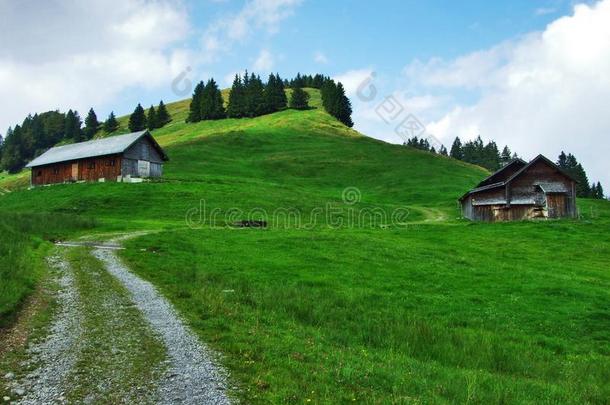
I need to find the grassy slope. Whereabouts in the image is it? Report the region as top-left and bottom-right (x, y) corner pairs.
(1, 90), (609, 403)
(0, 214), (94, 328)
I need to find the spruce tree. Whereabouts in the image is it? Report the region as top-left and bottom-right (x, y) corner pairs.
(147, 105), (157, 130)
(450, 137), (463, 160)
(483, 141), (500, 171)
(574, 163), (591, 197)
(500, 146), (512, 165)
(156, 100), (171, 127)
(557, 151), (568, 168)
(128, 104), (147, 132)
(65, 110), (84, 142)
(1, 126), (25, 173)
(201, 79), (225, 120)
(289, 85), (310, 110)
(333, 83), (354, 127)
(227, 74), (246, 118)
(321, 79), (338, 115)
(264, 73), (288, 113)
(84, 108), (100, 140)
(562, 153), (592, 197)
(596, 182), (604, 199)
(439, 145), (448, 156)
(187, 81), (205, 123)
(244, 73), (266, 117)
(104, 112), (119, 133)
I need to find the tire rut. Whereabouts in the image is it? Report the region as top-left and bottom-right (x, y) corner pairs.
(92, 246), (231, 404)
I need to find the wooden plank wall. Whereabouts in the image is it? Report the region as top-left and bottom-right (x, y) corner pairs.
(31, 154), (122, 185)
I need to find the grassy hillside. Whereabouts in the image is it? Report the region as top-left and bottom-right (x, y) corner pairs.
(1, 89), (609, 403)
(0, 90), (485, 228)
(0, 213), (93, 328)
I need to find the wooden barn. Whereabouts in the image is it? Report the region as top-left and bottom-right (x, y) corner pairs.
(459, 155), (578, 221)
(26, 130), (168, 186)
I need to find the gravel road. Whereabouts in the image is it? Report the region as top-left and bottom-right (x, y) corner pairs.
(14, 253), (83, 404)
(9, 238), (231, 404)
(92, 246), (231, 405)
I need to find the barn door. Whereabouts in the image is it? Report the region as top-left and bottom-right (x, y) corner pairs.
(71, 163), (79, 180)
(547, 194), (567, 218)
(137, 160), (150, 177)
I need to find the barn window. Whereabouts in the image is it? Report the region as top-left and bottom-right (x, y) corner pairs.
(53, 167), (60, 175)
(106, 159), (116, 167)
(88, 162), (95, 169)
(36, 170), (42, 177)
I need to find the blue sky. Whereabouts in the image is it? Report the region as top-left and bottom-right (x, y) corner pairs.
(1, 0), (608, 190)
(110, 0), (574, 115)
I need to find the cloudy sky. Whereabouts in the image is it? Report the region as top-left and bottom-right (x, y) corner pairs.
(1, 0), (608, 190)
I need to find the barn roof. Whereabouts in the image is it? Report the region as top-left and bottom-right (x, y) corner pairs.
(459, 154), (578, 201)
(26, 130), (168, 168)
(476, 158), (527, 188)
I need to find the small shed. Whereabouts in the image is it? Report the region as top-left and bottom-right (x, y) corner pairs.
(26, 130), (169, 186)
(459, 155), (578, 221)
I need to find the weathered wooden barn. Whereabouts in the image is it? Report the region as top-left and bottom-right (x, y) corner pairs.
(26, 130), (168, 186)
(459, 155), (578, 221)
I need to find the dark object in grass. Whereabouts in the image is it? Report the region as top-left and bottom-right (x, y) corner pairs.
(231, 220), (267, 228)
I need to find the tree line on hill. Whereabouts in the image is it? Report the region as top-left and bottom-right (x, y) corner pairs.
(0, 100), (171, 173)
(127, 101), (171, 132)
(556, 151), (605, 199)
(180, 71), (353, 127)
(448, 136), (515, 172)
(401, 134), (605, 199)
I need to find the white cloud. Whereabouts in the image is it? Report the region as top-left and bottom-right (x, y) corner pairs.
(313, 51), (328, 64)
(201, 0), (303, 62)
(402, 0), (610, 190)
(253, 49), (275, 72)
(0, 0), (191, 132)
(333, 68), (375, 96)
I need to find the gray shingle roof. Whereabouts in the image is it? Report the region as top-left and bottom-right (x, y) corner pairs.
(26, 130), (150, 168)
(535, 183), (569, 193)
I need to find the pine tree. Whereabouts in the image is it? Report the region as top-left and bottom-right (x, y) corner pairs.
(103, 112), (119, 133)
(84, 108), (100, 140)
(333, 83), (353, 127)
(500, 146), (512, 165)
(557, 151), (568, 168)
(439, 145), (448, 156)
(289, 85), (310, 110)
(245, 73), (266, 117)
(483, 141), (500, 171)
(574, 163), (591, 197)
(450, 137), (463, 160)
(201, 78), (225, 120)
(65, 110), (84, 142)
(561, 153), (592, 197)
(128, 104), (147, 132)
(227, 74), (246, 118)
(156, 101), (171, 127)
(187, 81), (205, 123)
(147, 105), (157, 130)
(264, 73), (287, 113)
(321, 79), (338, 114)
(596, 182), (604, 199)
(1, 126), (25, 173)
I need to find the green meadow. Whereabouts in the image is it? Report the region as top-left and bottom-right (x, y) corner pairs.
(1, 89), (609, 403)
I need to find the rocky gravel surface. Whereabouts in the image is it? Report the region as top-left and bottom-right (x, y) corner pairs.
(93, 246), (231, 405)
(13, 253), (82, 405)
